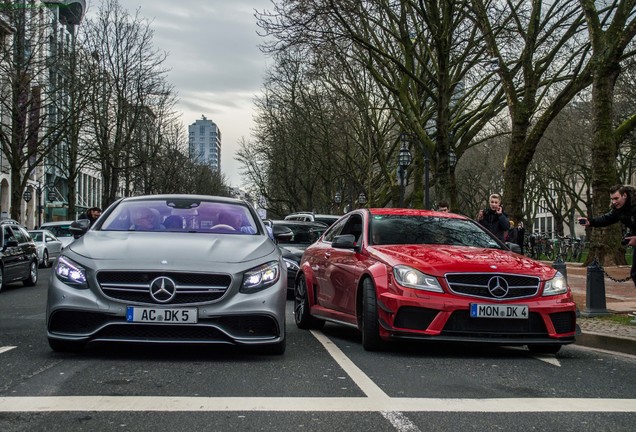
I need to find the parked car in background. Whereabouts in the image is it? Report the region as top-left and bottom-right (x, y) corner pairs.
(271, 220), (327, 296)
(295, 208), (576, 353)
(284, 212), (340, 227)
(46, 195), (287, 354)
(0, 220), (39, 293)
(39, 221), (76, 248)
(28, 229), (63, 268)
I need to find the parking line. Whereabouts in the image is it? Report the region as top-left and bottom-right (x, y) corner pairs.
(0, 396), (635, 412)
(0, 346), (17, 354)
(310, 330), (389, 399)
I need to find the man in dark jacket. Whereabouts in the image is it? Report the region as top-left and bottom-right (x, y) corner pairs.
(477, 193), (510, 242)
(79, 207), (102, 227)
(579, 184), (636, 288)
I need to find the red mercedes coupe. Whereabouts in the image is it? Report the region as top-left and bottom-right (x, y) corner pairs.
(295, 208), (576, 353)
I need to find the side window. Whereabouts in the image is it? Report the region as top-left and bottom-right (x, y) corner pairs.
(13, 227), (33, 243)
(13, 227), (27, 243)
(323, 217), (348, 242)
(341, 215), (364, 243)
(4, 226), (16, 244)
(46, 234), (55, 242)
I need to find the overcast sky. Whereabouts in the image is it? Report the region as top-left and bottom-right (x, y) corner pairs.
(88, 0), (272, 187)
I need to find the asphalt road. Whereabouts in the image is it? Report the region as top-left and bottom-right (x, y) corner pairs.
(1, 268), (635, 432)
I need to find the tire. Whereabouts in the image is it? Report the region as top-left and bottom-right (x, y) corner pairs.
(294, 274), (324, 330)
(23, 260), (38, 287)
(48, 338), (85, 353)
(41, 250), (49, 268)
(361, 278), (384, 351)
(528, 344), (562, 354)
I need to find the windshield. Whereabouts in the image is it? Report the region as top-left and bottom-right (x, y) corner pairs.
(100, 198), (259, 234)
(370, 215), (503, 249)
(43, 225), (72, 238)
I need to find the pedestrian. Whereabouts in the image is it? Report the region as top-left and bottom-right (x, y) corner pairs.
(477, 193), (510, 242)
(437, 200), (450, 212)
(79, 207), (102, 227)
(517, 221), (525, 254)
(579, 184), (636, 323)
(507, 220), (518, 244)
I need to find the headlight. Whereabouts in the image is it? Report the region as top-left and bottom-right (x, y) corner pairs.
(393, 265), (443, 293)
(543, 271), (568, 296)
(55, 256), (88, 289)
(283, 258), (299, 272)
(240, 261), (280, 293)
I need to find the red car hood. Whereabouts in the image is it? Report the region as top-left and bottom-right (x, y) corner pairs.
(370, 245), (557, 280)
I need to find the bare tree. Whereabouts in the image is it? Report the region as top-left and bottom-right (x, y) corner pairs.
(0, 2), (73, 219)
(579, 0), (636, 265)
(80, 0), (170, 207)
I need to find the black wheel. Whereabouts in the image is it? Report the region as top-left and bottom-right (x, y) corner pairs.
(48, 338), (85, 353)
(361, 278), (384, 351)
(528, 344), (562, 354)
(294, 274), (324, 330)
(41, 250), (49, 268)
(23, 261), (38, 286)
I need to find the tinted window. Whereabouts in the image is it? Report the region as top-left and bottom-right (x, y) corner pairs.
(370, 215), (502, 248)
(13, 227), (27, 243)
(44, 225), (73, 238)
(30, 232), (43, 241)
(323, 217), (347, 242)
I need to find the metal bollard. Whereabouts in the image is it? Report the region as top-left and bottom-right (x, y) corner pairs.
(581, 259), (609, 317)
(552, 255), (567, 285)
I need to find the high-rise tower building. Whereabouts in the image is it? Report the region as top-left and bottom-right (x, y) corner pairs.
(188, 115), (222, 171)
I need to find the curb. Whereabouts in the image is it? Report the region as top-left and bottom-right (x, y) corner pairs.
(575, 332), (636, 356)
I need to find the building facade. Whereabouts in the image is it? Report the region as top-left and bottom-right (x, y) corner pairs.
(0, 0), (102, 228)
(188, 115), (222, 171)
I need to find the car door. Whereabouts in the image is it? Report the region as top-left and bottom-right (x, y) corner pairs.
(2, 226), (22, 281)
(310, 217), (346, 308)
(321, 213), (365, 315)
(45, 232), (63, 260)
(13, 226), (35, 277)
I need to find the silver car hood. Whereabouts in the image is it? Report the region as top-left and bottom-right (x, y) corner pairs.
(67, 231), (277, 265)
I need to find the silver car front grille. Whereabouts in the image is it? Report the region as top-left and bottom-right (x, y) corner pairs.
(96, 271), (232, 305)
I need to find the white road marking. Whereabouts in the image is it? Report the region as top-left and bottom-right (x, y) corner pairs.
(382, 411), (421, 432)
(533, 355), (561, 367)
(0, 397), (635, 412)
(310, 330), (389, 399)
(0, 346), (17, 354)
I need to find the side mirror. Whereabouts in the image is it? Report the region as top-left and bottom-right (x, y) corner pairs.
(506, 242), (522, 254)
(332, 234), (357, 250)
(4, 239), (18, 248)
(70, 219), (91, 238)
(273, 225), (294, 243)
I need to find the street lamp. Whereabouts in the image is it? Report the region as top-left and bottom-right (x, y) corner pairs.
(398, 134), (412, 208)
(334, 191), (342, 205)
(23, 182), (55, 228)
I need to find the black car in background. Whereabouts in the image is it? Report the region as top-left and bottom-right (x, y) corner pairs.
(272, 220), (327, 296)
(0, 220), (39, 293)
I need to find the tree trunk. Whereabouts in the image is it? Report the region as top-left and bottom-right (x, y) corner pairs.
(586, 66), (625, 266)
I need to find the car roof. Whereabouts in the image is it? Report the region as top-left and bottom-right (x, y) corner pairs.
(40, 221), (74, 226)
(272, 220), (327, 227)
(367, 208), (468, 220)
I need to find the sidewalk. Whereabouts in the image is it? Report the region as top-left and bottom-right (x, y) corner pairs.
(562, 262), (636, 355)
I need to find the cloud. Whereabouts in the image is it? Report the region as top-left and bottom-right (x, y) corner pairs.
(114, 0), (270, 186)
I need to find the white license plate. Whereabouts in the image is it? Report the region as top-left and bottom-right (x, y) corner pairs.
(126, 306), (198, 324)
(470, 304), (528, 319)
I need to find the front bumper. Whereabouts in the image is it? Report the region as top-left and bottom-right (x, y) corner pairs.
(46, 272), (287, 348)
(377, 291), (577, 346)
